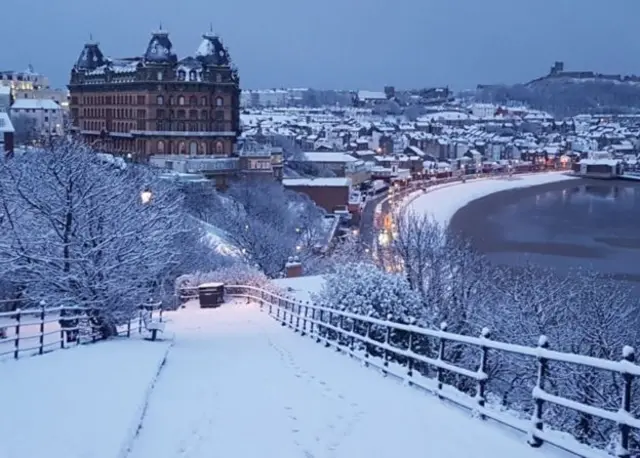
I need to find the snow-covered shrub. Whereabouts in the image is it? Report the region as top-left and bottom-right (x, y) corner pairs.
(314, 262), (423, 322)
(314, 262), (424, 362)
(174, 263), (270, 297)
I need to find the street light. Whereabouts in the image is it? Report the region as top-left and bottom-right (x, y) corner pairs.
(140, 188), (152, 205)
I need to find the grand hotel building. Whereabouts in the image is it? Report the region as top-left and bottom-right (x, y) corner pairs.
(68, 30), (282, 185)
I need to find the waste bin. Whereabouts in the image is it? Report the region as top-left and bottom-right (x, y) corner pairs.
(198, 283), (225, 308)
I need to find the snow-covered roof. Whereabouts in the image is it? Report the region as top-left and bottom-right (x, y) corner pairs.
(358, 90), (386, 101)
(0, 86), (10, 95)
(0, 112), (14, 133)
(299, 152), (357, 163)
(282, 177), (351, 187)
(12, 99), (61, 110)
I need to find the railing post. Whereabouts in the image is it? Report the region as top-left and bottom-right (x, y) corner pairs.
(349, 317), (356, 353)
(288, 300), (295, 328)
(407, 317), (416, 379)
(309, 307), (315, 336)
(60, 315), (65, 349)
(336, 314), (344, 352)
(476, 327), (491, 419)
(436, 321), (448, 397)
(126, 317), (132, 338)
(276, 299), (281, 321)
(383, 313), (393, 372)
(316, 309), (323, 343)
(138, 307), (143, 334)
(364, 320), (372, 366)
(301, 304), (308, 336)
(38, 301), (46, 355)
(280, 299), (287, 326)
(295, 303), (302, 332)
(13, 308), (21, 359)
(325, 311), (332, 347)
(618, 346), (635, 458)
(528, 335), (549, 448)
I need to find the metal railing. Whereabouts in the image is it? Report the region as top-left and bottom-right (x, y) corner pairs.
(0, 300), (163, 360)
(222, 284), (638, 458)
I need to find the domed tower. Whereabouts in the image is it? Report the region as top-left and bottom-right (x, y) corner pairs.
(195, 32), (229, 66)
(195, 30), (241, 139)
(143, 29), (177, 64)
(73, 40), (106, 72)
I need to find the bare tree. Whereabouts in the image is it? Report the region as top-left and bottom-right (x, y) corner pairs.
(0, 137), (192, 337)
(203, 180), (325, 277)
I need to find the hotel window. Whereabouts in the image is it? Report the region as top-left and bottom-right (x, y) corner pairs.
(215, 96), (223, 107)
(178, 96), (185, 106)
(215, 141), (224, 154)
(156, 95), (164, 105)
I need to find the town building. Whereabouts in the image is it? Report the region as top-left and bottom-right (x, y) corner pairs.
(0, 67), (50, 92)
(1, 67), (68, 109)
(0, 87), (10, 112)
(0, 112), (15, 157)
(68, 29), (241, 161)
(11, 98), (64, 136)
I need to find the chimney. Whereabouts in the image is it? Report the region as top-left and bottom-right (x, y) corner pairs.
(285, 256), (302, 278)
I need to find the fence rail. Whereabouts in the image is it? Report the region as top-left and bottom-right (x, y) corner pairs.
(219, 284), (638, 458)
(0, 301), (163, 360)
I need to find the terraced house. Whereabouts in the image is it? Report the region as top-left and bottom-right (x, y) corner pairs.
(68, 29), (241, 160)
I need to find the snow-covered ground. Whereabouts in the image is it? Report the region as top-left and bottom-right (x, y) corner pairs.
(272, 274), (326, 302)
(407, 172), (578, 227)
(123, 300), (560, 458)
(0, 337), (172, 458)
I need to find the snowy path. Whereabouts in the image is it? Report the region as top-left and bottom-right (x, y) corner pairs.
(127, 301), (558, 458)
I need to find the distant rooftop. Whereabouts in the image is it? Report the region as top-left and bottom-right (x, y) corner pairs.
(0, 112), (15, 133)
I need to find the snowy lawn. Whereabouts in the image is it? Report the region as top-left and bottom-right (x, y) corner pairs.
(0, 337), (172, 458)
(272, 274), (326, 303)
(126, 301), (562, 458)
(406, 172), (578, 227)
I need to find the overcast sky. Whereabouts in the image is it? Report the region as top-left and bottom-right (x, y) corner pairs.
(2, 0), (638, 91)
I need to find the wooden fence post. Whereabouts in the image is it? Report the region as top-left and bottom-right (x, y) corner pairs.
(436, 321), (448, 397)
(618, 346), (635, 458)
(38, 302), (46, 355)
(13, 308), (21, 359)
(476, 327), (491, 419)
(528, 335), (549, 448)
(138, 307), (143, 334)
(126, 317), (132, 338)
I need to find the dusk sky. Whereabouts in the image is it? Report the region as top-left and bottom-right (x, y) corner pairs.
(3, 0), (638, 91)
